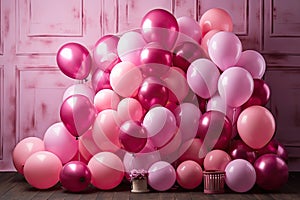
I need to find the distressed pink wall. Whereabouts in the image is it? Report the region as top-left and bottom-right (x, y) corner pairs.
(0, 0), (300, 171)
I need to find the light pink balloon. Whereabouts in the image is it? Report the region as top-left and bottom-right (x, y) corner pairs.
(92, 109), (121, 152)
(236, 50), (266, 79)
(218, 67), (254, 107)
(24, 151), (62, 189)
(13, 137), (45, 174)
(143, 106), (177, 148)
(187, 58), (220, 99)
(43, 122), (79, 164)
(94, 89), (120, 112)
(63, 83), (95, 102)
(117, 98), (144, 123)
(208, 31), (242, 71)
(110, 61), (143, 97)
(88, 152), (124, 190)
(203, 149), (232, 171)
(159, 128), (182, 163)
(201, 29), (219, 54)
(176, 160), (203, 190)
(177, 16), (201, 43)
(79, 129), (102, 162)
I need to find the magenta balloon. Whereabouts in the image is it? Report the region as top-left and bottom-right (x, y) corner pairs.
(228, 140), (257, 164)
(141, 9), (179, 50)
(197, 111), (232, 150)
(177, 16), (201, 43)
(173, 41), (206, 72)
(138, 77), (169, 110)
(60, 94), (97, 137)
(56, 42), (92, 80)
(254, 154), (288, 191)
(225, 159), (256, 193)
(93, 35), (120, 72)
(256, 139), (288, 162)
(119, 120), (147, 153)
(91, 68), (112, 93)
(60, 161), (91, 192)
(208, 31), (242, 71)
(148, 161), (176, 191)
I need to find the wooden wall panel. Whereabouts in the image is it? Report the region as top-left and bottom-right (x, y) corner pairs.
(0, 66), (3, 160)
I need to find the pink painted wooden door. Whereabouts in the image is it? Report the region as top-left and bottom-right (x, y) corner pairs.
(1, 0), (300, 171)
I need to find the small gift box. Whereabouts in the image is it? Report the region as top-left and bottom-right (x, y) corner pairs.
(130, 169), (149, 193)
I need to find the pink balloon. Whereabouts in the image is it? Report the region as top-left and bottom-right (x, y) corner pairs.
(225, 159), (256, 193)
(24, 151), (62, 189)
(94, 89), (120, 112)
(228, 139), (257, 164)
(176, 160), (203, 189)
(91, 68), (112, 93)
(148, 161), (176, 191)
(92, 109), (121, 152)
(256, 139), (288, 162)
(13, 137), (44, 174)
(178, 138), (206, 166)
(88, 152), (124, 190)
(79, 129), (101, 161)
(60, 94), (97, 137)
(208, 31), (242, 71)
(63, 83), (95, 103)
(177, 16), (201, 43)
(237, 106), (275, 149)
(201, 30), (219, 54)
(60, 161), (91, 192)
(117, 98), (144, 123)
(143, 106), (177, 148)
(56, 42), (92, 80)
(199, 8), (233, 37)
(159, 128), (182, 163)
(93, 35), (120, 72)
(203, 149), (231, 171)
(236, 50), (266, 79)
(43, 122), (79, 164)
(218, 67), (254, 107)
(110, 61), (143, 97)
(187, 58), (220, 99)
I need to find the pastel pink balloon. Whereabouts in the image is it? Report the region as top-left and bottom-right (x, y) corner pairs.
(43, 122), (79, 164)
(117, 98), (144, 123)
(237, 106), (275, 149)
(88, 152), (124, 190)
(187, 58), (220, 99)
(79, 129), (101, 161)
(201, 29), (219, 54)
(94, 89), (120, 112)
(203, 149), (231, 171)
(110, 61), (143, 97)
(143, 106), (177, 148)
(92, 109), (121, 152)
(63, 83), (95, 102)
(159, 128), (182, 163)
(236, 50), (266, 79)
(178, 138), (206, 166)
(24, 151), (62, 189)
(56, 42), (91, 80)
(176, 160), (203, 189)
(60, 94), (97, 137)
(218, 67), (254, 107)
(91, 68), (112, 93)
(177, 16), (201, 43)
(148, 161), (176, 191)
(13, 137), (45, 174)
(199, 8), (233, 37)
(208, 31), (242, 71)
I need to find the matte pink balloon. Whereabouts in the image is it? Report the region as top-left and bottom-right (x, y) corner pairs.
(143, 106), (177, 148)
(236, 50), (266, 79)
(60, 94), (97, 137)
(201, 30), (219, 54)
(44, 122), (79, 164)
(94, 89), (120, 112)
(79, 129), (101, 161)
(24, 151), (62, 189)
(203, 149), (231, 171)
(177, 16), (201, 43)
(238, 106), (275, 149)
(225, 159), (256, 193)
(176, 160), (203, 189)
(187, 58), (220, 99)
(117, 98), (144, 123)
(228, 140), (257, 164)
(208, 31), (242, 71)
(218, 67), (254, 107)
(13, 137), (45, 174)
(148, 161), (176, 191)
(60, 161), (91, 192)
(88, 152), (124, 190)
(91, 68), (112, 93)
(63, 83), (95, 102)
(93, 35), (120, 72)
(110, 61), (143, 97)
(141, 9), (179, 50)
(56, 42), (92, 80)
(178, 138), (206, 166)
(199, 8), (233, 37)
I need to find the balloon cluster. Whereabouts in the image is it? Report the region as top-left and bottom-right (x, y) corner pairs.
(13, 8), (288, 193)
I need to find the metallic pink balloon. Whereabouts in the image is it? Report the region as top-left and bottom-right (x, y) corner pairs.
(91, 68), (112, 93)
(141, 9), (179, 50)
(60, 94), (97, 137)
(59, 161), (91, 192)
(56, 42), (92, 80)
(256, 139), (288, 162)
(228, 139), (257, 164)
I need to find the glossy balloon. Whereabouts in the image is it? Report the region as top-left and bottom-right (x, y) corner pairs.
(94, 89), (120, 112)
(228, 140), (257, 164)
(79, 129), (101, 161)
(201, 30), (219, 54)
(203, 149), (231, 171)
(91, 68), (112, 93)
(178, 138), (206, 166)
(117, 98), (144, 123)
(63, 83), (94, 103)
(256, 139), (288, 162)
(176, 160), (203, 190)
